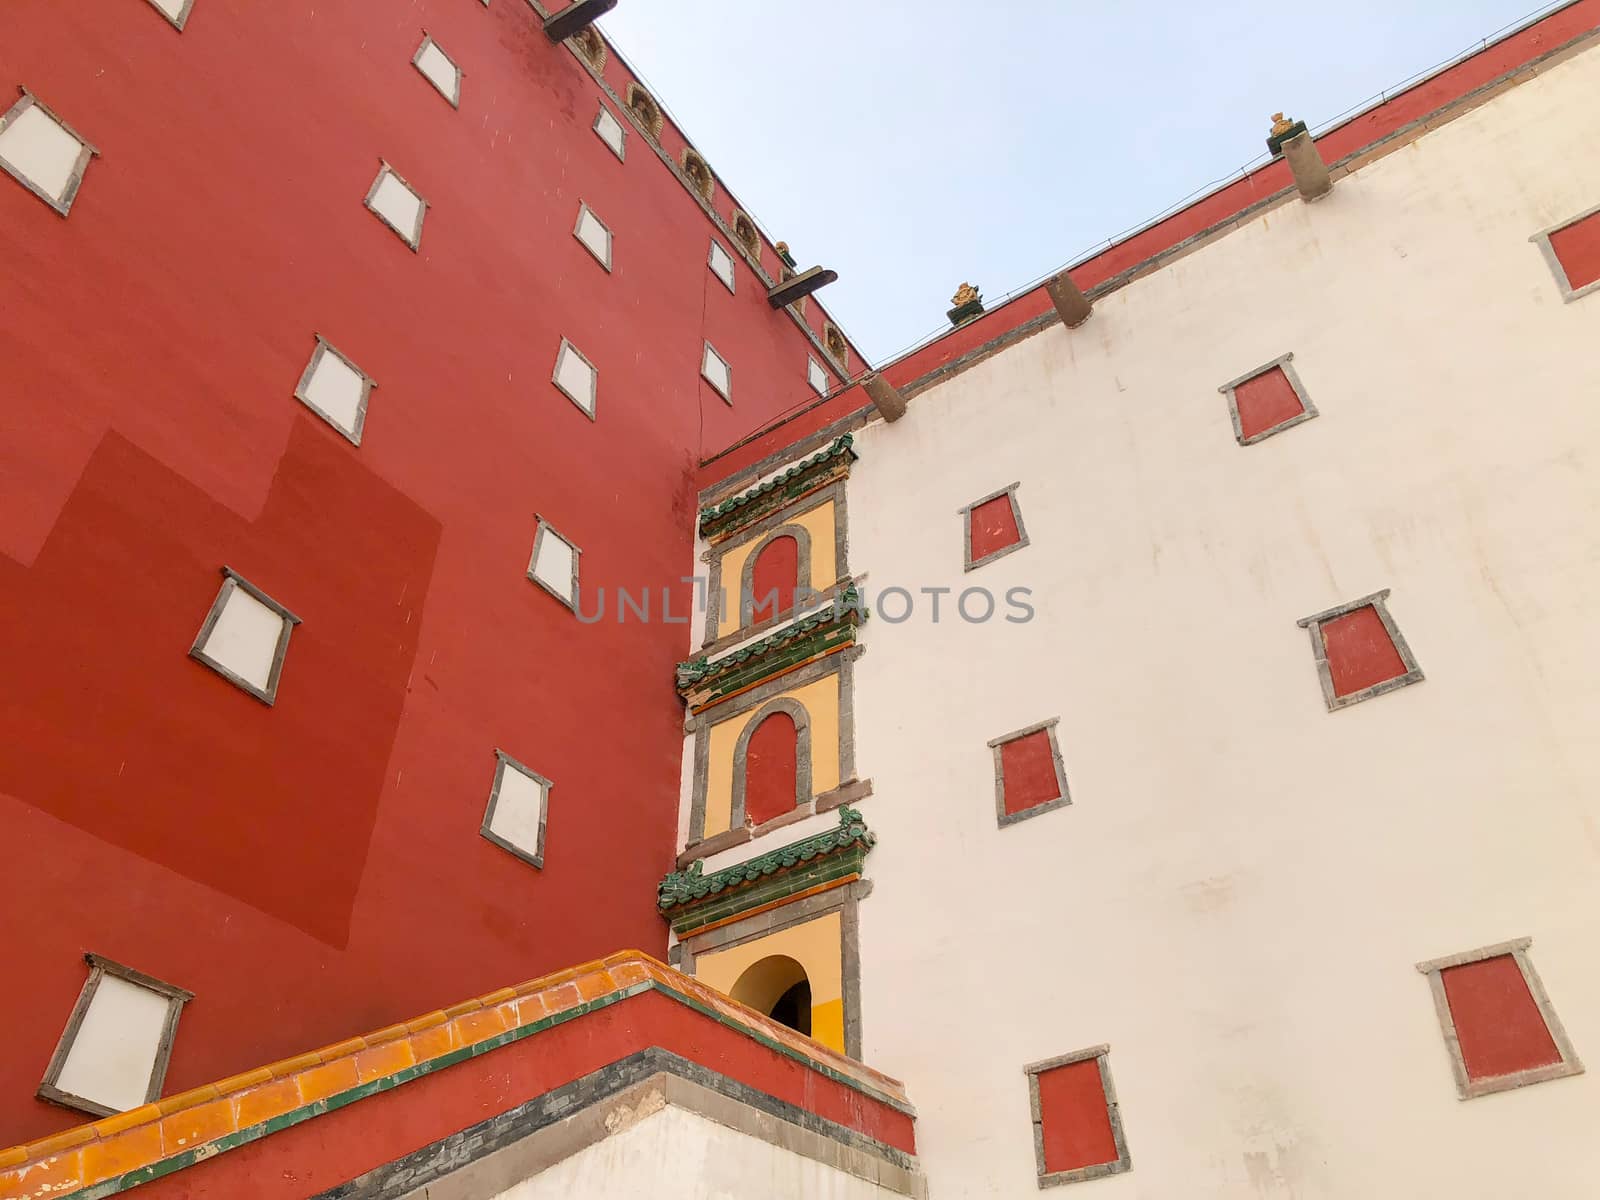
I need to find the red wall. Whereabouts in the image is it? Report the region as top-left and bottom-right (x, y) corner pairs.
(0, 0), (854, 1143)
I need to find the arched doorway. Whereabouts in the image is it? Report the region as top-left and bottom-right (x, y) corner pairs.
(746, 532), (799, 624)
(742, 710), (798, 827)
(729, 954), (812, 1037)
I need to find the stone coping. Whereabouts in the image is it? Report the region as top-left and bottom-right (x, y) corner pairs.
(0, 951), (910, 1200)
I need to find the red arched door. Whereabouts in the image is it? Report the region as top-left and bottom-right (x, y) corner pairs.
(747, 534), (799, 624)
(743, 710), (798, 826)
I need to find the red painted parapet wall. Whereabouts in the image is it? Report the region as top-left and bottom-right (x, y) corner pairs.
(695, 0), (1600, 489)
(0, 0), (862, 1144)
(0, 952), (916, 1200)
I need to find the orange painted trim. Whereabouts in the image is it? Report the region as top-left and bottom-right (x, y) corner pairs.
(0, 950), (909, 1200)
(673, 873), (860, 939)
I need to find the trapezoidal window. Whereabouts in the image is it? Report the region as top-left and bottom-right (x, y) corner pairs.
(702, 341), (731, 403)
(552, 337), (598, 419)
(0, 91), (98, 217)
(293, 334), (375, 445)
(37, 955), (192, 1118)
(989, 718), (1070, 827)
(1217, 353), (1318, 445)
(708, 239), (736, 292)
(1417, 938), (1583, 1099)
(527, 516), (581, 611)
(480, 750), (551, 869)
(961, 482), (1029, 571)
(1297, 589), (1423, 711)
(364, 162), (427, 250)
(144, 0), (197, 31)
(1025, 1046), (1132, 1186)
(189, 568), (301, 705)
(1531, 204), (1600, 301)
(731, 955), (811, 1038)
(593, 105), (626, 161)
(412, 35), (463, 108)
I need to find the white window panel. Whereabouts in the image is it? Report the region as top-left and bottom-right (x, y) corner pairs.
(413, 36), (463, 107)
(364, 163), (427, 249)
(0, 92), (97, 216)
(552, 337), (597, 419)
(573, 202), (612, 270)
(189, 570), (301, 704)
(38, 955), (191, 1118)
(293, 336), (375, 444)
(807, 357), (829, 396)
(702, 342), (731, 402)
(593, 105), (625, 160)
(527, 517), (580, 609)
(708, 240), (735, 293)
(481, 752), (551, 868)
(144, 0), (197, 30)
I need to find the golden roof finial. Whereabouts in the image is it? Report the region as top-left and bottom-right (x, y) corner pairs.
(951, 282), (980, 308)
(1270, 112), (1296, 137)
(775, 241), (790, 255)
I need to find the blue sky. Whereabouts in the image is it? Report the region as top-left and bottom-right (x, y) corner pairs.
(600, 1), (1558, 364)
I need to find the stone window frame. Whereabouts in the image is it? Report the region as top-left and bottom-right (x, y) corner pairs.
(959, 481), (1030, 573)
(0, 89), (100, 218)
(411, 33), (464, 109)
(807, 357), (829, 397)
(684, 650), (860, 847)
(989, 717), (1072, 829)
(701, 480), (850, 651)
(729, 696), (814, 831)
(572, 200), (613, 272)
(144, 0), (198, 31)
(708, 239), (736, 293)
(551, 336), (599, 421)
(1023, 1044), (1132, 1188)
(671, 878), (869, 1060)
(526, 515), (582, 612)
(1415, 937), (1584, 1100)
(479, 749), (552, 870)
(37, 953), (193, 1119)
(188, 567), (302, 706)
(701, 340), (732, 404)
(1216, 352), (1319, 446)
(1530, 203), (1600, 302)
(822, 322), (848, 368)
(293, 334), (376, 446)
(363, 160), (429, 251)
(1295, 588), (1423, 712)
(592, 103), (626, 162)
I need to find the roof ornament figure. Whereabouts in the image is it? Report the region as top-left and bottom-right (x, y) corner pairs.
(947, 282), (985, 327)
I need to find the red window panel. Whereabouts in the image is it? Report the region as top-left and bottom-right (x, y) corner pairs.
(742, 711), (798, 826)
(1548, 209), (1600, 293)
(747, 534), (799, 624)
(999, 730), (1061, 817)
(1233, 365), (1306, 441)
(1036, 1058), (1119, 1175)
(969, 494), (1021, 563)
(1441, 954), (1563, 1082)
(1320, 604), (1407, 698)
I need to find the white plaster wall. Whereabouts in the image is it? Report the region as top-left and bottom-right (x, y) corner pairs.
(845, 44), (1600, 1199)
(495, 1105), (904, 1200)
